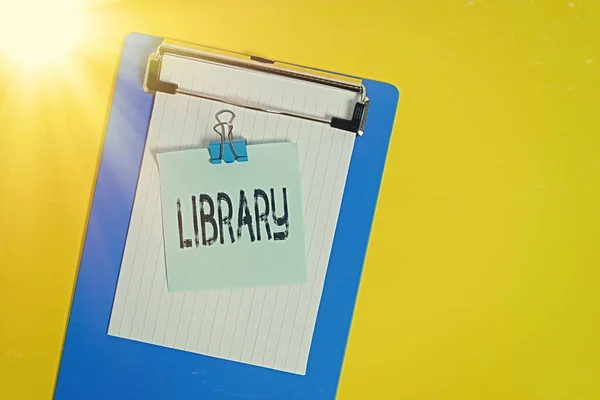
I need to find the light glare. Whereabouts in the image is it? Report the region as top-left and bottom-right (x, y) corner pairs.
(0, 0), (81, 67)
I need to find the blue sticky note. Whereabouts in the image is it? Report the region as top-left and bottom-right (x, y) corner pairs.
(156, 142), (307, 292)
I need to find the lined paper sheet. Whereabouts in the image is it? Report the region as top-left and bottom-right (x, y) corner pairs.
(107, 54), (357, 375)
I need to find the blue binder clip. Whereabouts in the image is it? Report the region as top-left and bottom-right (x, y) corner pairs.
(209, 110), (248, 164)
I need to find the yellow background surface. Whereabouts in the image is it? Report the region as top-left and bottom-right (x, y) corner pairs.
(1, 0), (600, 398)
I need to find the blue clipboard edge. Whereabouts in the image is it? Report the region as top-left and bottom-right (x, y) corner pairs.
(54, 32), (400, 400)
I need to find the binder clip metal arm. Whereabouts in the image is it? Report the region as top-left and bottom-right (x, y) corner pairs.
(208, 110), (248, 164)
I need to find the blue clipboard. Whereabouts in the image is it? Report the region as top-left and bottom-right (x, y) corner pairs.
(54, 33), (399, 400)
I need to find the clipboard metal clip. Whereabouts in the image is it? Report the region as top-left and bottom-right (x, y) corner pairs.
(144, 41), (370, 136)
(209, 110), (248, 164)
